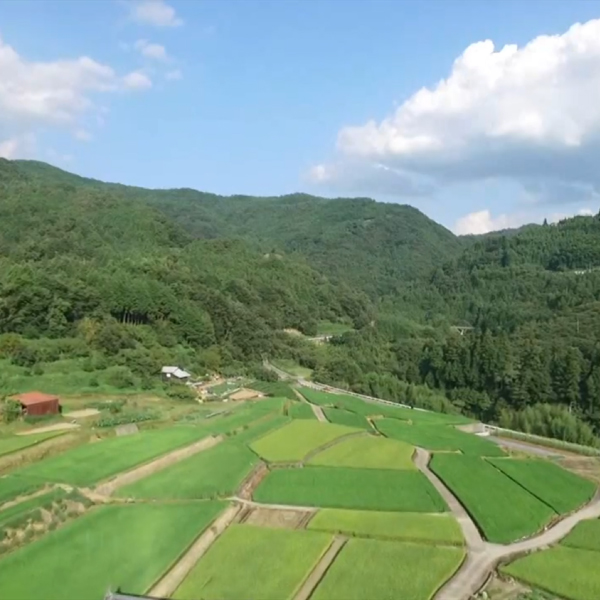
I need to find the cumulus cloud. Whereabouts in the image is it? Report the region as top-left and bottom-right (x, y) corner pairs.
(128, 0), (183, 27)
(0, 34), (151, 157)
(134, 39), (167, 60)
(312, 19), (600, 204)
(122, 71), (153, 90)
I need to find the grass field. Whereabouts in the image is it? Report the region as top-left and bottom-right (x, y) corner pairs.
(231, 415), (290, 444)
(250, 420), (357, 462)
(308, 435), (415, 470)
(0, 502), (225, 600)
(323, 408), (372, 430)
(248, 381), (297, 399)
(488, 458), (596, 514)
(272, 359), (313, 379)
(375, 419), (505, 456)
(0, 431), (67, 458)
(287, 402), (317, 420)
(299, 388), (472, 425)
(174, 524), (331, 600)
(0, 475), (43, 505)
(117, 441), (258, 500)
(311, 538), (464, 600)
(502, 545), (600, 600)
(430, 455), (555, 543)
(308, 509), (463, 545)
(11, 425), (214, 487)
(253, 467), (447, 512)
(562, 519), (600, 552)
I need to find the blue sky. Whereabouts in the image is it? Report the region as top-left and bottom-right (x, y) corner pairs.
(1, 0), (600, 233)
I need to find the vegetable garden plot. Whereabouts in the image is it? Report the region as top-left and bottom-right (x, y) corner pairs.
(488, 457), (596, 514)
(311, 538), (464, 600)
(0, 502), (226, 600)
(308, 509), (463, 545)
(250, 420), (357, 462)
(253, 467), (447, 512)
(375, 419), (505, 456)
(502, 545), (600, 600)
(117, 441), (258, 500)
(308, 435), (415, 470)
(430, 454), (555, 543)
(173, 524), (332, 600)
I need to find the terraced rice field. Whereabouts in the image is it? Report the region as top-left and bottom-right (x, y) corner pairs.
(308, 435), (415, 470)
(562, 519), (600, 552)
(10, 426), (215, 487)
(0, 475), (43, 505)
(250, 420), (357, 463)
(0, 431), (67, 457)
(375, 419), (505, 456)
(323, 408), (372, 430)
(430, 454), (555, 543)
(253, 467), (447, 512)
(502, 545), (600, 600)
(173, 524), (332, 600)
(231, 415), (289, 444)
(0, 502), (226, 600)
(311, 538), (465, 600)
(116, 441), (258, 500)
(0, 489), (67, 529)
(488, 458), (596, 513)
(287, 402), (317, 420)
(308, 509), (463, 545)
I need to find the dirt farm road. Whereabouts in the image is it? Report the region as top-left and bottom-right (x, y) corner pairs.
(414, 448), (600, 600)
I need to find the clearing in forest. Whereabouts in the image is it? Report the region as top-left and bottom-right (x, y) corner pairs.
(430, 454), (555, 543)
(173, 524), (332, 600)
(488, 457), (597, 514)
(375, 419), (504, 456)
(308, 435), (415, 470)
(253, 467), (447, 512)
(0, 502), (226, 600)
(116, 441), (258, 500)
(307, 508), (463, 545)
(323, 408), (371, 430)
(502, 545), (600, 600)
(250, 420), (358, 463)
(310, 538), (464, 600)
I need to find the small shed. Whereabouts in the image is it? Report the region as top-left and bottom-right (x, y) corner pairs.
(161, 366), (191, 382)
(13, 392), (61, 416)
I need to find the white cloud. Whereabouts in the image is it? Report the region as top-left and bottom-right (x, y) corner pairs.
(128, 0), (183, 27)
(134, 39), (167, 61)
(0, 33), (152, 158)
(165, 68), (182, 81)
(313, 19), (600, 204)
(122, 71), (153, 90)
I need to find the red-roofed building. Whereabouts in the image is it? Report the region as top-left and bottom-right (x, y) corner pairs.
(13, 392), (61, 416)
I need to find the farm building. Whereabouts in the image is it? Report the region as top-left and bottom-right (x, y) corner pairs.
(13, 392), (61, 416)
(161, 366), (191, 382)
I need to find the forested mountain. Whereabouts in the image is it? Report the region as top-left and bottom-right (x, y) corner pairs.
(3, 158), (600, 446)
(0, 158), (370, 381)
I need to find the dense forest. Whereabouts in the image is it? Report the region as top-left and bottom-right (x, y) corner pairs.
(3, 158), (600, 445)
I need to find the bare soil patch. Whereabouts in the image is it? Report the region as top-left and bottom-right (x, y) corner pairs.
(557, 456), (600, 484)
(237, 462), (269, 500)
(241, 507), (311, 529)
(16, 423), (80, 436)
(62, 409), (100, 419)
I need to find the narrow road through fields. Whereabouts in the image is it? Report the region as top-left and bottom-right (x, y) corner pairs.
(414, 448), (600, 600)
(95, 435), (223, 496)
(293, 388), (328, 422)
(149, 504), (240, 599)
(488, 437), (565, 458)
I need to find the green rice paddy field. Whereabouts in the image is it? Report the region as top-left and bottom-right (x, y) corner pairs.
(430, 454), (555, 543)
(0, 502), (226, 600)
(308, 435), (416, 470)
(0, 431), (67, 458)
(562, 519), (600, 552)
(287, 402), (317, 420)
(253, 467), (447, 512)
(308, 509), (464, 545)
(116, 441), (258, 500)
(323, 408), (372, 430)
(174, 524), (332, 600)
(250, 420), (357, 462)
(311, 538), (465, 600)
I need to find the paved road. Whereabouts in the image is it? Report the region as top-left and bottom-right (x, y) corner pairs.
(488, 436), (564, 457)
(413, 449), (600, 600)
